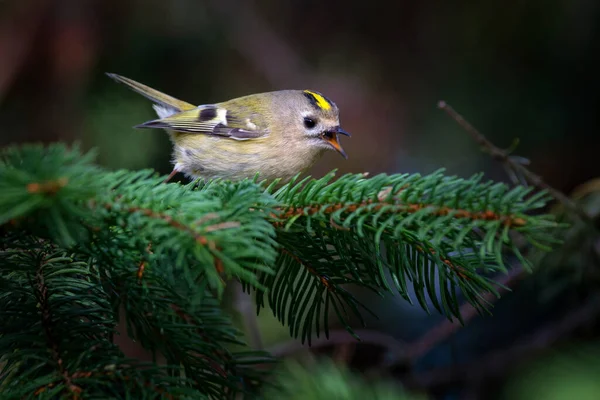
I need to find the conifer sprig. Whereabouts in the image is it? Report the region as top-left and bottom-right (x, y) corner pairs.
(0, 143), (562, 398)
(0, 236), (201, 399)
(251, 170), (561, 342)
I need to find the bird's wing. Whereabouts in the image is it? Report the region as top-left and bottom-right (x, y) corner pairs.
(135, 103), (269, 141)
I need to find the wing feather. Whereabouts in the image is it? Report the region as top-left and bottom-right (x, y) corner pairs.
(136, 104), (269, 141)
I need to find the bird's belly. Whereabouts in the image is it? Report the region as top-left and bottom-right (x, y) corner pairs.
(171, 134), (320, 182)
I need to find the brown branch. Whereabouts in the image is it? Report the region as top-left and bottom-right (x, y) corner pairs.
(274, 199), (523, 284)
(26, 177), (69, 195)
(101, 201), (229, 284)
(103, 201), (230, 283)
(332, 342), (357, 366)
(104, 203), (212, 247)
(136, 243), (152, 283)
(438, 100), (593, 225)
(102, 202), (239, 257)
(414, 245), (471, 281)
(274, 200), (526, 230)
(268, 328), (407, 364)
(406, 296), (600, 390)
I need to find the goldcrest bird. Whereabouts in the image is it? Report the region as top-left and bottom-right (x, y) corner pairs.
(106, 73), (350, 183)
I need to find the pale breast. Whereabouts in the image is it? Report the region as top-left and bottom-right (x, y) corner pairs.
(171, 133), (324, 182)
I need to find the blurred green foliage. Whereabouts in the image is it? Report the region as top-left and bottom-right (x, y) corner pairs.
(503, 344), (600, 400)
(265, 359), (424, 400)
(84, 92), (164, 170)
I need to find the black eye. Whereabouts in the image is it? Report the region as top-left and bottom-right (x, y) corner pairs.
(303, 117), (317, 129)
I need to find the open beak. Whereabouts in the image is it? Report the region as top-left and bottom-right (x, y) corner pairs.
(323, 127), (351, 159)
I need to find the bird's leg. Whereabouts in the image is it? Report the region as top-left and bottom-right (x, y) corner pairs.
(163, 169), (178, 183)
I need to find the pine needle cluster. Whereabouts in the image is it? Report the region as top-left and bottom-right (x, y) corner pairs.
(0, 144), (560, 399)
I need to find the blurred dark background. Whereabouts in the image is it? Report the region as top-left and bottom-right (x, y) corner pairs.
(2, 1), (600, 398)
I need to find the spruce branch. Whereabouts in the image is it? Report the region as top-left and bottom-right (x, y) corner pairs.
(399, 101), (588, 364)
(34, 245), (83, 398)
(0, 237), (195, 399)
(1, 143), (562, 398)
(1, 144), (280, 295)
(1, 145), (280, 398)
(251, 169), (560, 343)
(1, 235), (271, 399)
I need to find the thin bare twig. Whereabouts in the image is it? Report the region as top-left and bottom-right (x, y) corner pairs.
(268, 329), (407, 366)
(438, 101), (593, 225)
(407, 267), (526, 361)
(406, 296), (600, 389)
(406, 102), (586, 363)
(332, 342), (357, 366)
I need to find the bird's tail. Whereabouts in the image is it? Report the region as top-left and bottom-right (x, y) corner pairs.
(106, 73), (196, 116)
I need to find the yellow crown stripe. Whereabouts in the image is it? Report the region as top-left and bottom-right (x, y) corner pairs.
(304, 90), (332, 110)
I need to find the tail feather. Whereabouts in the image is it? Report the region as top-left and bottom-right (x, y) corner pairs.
(106, 73), (196, 114)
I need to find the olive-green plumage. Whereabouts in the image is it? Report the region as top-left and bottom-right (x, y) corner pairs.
(107, 73), (350, 183)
